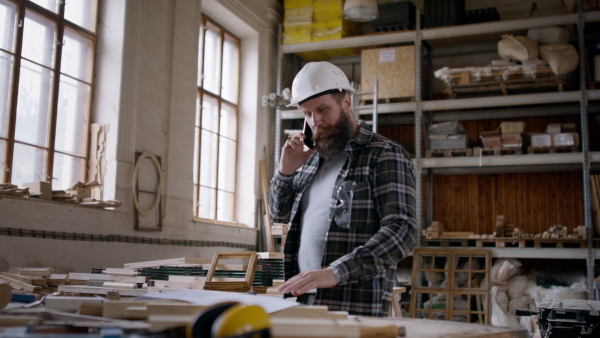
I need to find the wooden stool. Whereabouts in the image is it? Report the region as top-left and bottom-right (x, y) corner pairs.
(392, 286), (406, 317)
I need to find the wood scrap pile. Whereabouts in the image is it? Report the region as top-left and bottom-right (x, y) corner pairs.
(0, 267), (65, 301)
(422, 221), (473, 239)
(52, 181), (122, 208)
(0, 184), (29, 197)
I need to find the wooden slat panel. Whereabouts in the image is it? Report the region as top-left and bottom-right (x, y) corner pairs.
(431, 172), (584, 235)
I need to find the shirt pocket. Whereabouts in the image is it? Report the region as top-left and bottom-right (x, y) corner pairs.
(349, 181), (373, 230)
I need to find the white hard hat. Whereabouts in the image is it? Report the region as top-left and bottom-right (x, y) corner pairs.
(288, 61), (355, 108)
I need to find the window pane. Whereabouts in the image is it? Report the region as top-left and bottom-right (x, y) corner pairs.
(55, 76), (90, 156)
(200, 130), (217, 188)
(22, 9), (56, 68)
(0, 139), (5, 182)
(64, 0), (98, 32)
(198, 186), (215, 219)
(217, 190), (234, 222)
(222, 35), (239, 104)
(202, 25), (221, 95)
(15, 59), (53, 147)
(12, 143), (46, 187)
(0, 52), (13, 138)
(217, 136), (236, 193)
(0, 0), (17, 52)
(193, 126), (199, 184)
(220, 104), (237, 140)
(202, 94), (219, 133)
(30, 0), (59, 13)
(62, 27), (94, 82)
(52, 152), (85, 190)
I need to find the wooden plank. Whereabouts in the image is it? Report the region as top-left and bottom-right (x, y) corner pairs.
(8, 267), (53, 277)
(0, 282), (10, 309)
(0, 275), (40, 293)
(102, 269), (139, 276)
(44, 296), (104, 312)
(1, 272), (46, 286)
(260, 157), (275, 252)
(123, 257), (211, 269)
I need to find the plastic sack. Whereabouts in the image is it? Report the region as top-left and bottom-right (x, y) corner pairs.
(488, 258), (522, 291)
(498, 35), (539, 62)
(507, 275), (529, 300)
(536, 274), (588, 301)
(539, 44), (579, 76)
(491, 286), (522, 328)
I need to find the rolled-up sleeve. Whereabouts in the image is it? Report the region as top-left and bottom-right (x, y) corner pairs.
(268, 171), (296, 224)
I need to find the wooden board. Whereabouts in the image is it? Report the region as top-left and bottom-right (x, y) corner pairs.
(361, 46), (416, 100)
(123, 257), (211, 269)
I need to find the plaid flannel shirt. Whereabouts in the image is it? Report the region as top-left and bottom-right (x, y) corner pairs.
(268, 121), (417, 317)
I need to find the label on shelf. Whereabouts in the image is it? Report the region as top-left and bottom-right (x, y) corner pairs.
(592, 153), (600, 162)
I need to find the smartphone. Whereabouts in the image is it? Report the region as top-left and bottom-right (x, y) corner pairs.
(303, 119), (314, 149)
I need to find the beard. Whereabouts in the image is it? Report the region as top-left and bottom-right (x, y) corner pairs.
(313, 107), (355, 159)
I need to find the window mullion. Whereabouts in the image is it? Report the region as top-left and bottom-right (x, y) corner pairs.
(45, 3), (66, 183)
(4, 2), (26, 183)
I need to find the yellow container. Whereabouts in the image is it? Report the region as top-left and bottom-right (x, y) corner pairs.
(284, 6), (313, 21)
(313, 19), (343, 29)
(284, 0), (312, 9)
(314, 9), (342, 22)
(283, 31), (312, 44)
(283, 20), (312, 33)
(313, 0), (342, 11)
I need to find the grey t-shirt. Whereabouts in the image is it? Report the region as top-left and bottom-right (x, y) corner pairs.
(298, 151), (346, 275)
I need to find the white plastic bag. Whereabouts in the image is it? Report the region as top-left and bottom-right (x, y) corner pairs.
(491, 286), (522, 328)
(498, 35), (539, 62)
(539, 44), (579, 76)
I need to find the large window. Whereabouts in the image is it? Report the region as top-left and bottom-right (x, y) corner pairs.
(194, 16), (240, 223)
(0, 0), (97, 189)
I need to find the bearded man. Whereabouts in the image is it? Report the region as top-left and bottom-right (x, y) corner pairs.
(268, 61), (417, 317)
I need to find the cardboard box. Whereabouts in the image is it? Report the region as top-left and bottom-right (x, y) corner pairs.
(429, 134), (468, 150)
(500, 122), (525, 134)
(23, 181), (52, 200)
(361, 46), (416, 100)
(553, 132), (580, 147)
(546, 123), (561, 134)
(501, 132), (523, 147)
(530, 133), (552, 147)
(480, 130), (502, 148)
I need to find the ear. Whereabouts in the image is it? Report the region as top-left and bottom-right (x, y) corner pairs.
(342, 93), (352, 111)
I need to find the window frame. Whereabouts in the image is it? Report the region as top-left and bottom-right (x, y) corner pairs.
(1, 0), (97, 187)
(194, 14), (241, 225)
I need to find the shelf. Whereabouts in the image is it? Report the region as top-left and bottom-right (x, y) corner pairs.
(418, 151), (595, 174)
(490, 247), (600, 260)
(281, 12), (600, 54)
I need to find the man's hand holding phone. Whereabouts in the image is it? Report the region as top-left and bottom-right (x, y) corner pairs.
(278, 119), (315, 176)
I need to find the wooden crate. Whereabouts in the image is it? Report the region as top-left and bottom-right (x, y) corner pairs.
(361, 46), (415, 100)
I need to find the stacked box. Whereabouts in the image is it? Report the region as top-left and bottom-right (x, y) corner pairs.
(500, 121), (525, 148)
(428, 121), (469, 150)
(480, 130), (501, 148)
(283, 0), (313, 44)
(530, 133), (553, 148)
(544, 123), (579, 147)
(312, 0), (359, 42)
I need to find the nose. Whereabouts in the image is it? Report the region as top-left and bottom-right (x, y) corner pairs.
(312, 113), (323, 128)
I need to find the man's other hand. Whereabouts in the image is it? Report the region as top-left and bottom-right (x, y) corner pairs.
(278, 267), (338, 296)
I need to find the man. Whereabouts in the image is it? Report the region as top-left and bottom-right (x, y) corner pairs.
(268, 61), (417, 317)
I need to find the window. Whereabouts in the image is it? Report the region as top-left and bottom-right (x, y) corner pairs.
(194, 15), (240, 223)
(0, 0), (97, 189)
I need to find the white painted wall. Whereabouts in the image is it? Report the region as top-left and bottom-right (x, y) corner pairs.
(0, 0), (283, 273)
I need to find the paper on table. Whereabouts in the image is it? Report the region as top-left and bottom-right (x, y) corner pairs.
(142, 289), (299, 313)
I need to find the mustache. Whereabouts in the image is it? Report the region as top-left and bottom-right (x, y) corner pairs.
(313, 126), (338, 140)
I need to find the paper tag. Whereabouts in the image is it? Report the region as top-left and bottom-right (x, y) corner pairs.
(379, 49), (396, 63)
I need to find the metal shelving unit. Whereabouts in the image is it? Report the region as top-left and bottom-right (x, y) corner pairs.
(276, 6), (600, 297)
